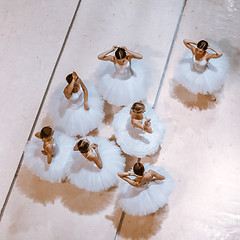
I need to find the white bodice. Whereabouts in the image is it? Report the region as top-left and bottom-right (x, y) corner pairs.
(68, 88), (84, 109)
(113, 61), (133, 80)
(43, 141), (57, 157)
(132, 113), (148, 126)
(192, 55), (208, 72)
(52, 142), (57, 156)
(85, 147), (97, 158)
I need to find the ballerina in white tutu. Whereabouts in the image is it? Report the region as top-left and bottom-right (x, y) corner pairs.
(175, 39), (228, 101)
(117, 162), (173, 216)
(73, 139), (102, 169)
(113, 102), (166, 158)
(97, 46), (147, 106)
(67, 137), (125, 192)
(49, 71), (104, 137)
(24, 126), (74, 183)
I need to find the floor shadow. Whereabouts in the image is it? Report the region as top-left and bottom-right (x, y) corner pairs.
(16, 166), (62, 206)
(103, 101), (122, 126)
(122, 153), (138, 171)
(17, 166), (115, 215)
(87, 127), (99, 137)
(61, 185), (116, 215)
(142, 147), (161, 164)
(106, 206), (169, 240)
(171, 79), (217, 111)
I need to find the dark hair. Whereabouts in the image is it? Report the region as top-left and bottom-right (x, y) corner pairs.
(40, 126), (53, 139)
(77, 139), (90, 153)
(66, 73), (73, 84)
(133, 162), (145, 176)
(115, 48), (126, 59)
(131, 102), (145, 114)
(197, 40), (208, 50)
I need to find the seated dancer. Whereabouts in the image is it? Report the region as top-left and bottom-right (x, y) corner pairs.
(49, 71), (104, 137)
(113, 102), (165, 158)
(24, 126), (74, 183)
(117, 162), (174, 216)
(97, 45), (148, 106)
(66, 137), (125, 192)
(35, 126), (55, 164)
(175, 39), (228, 101)
(130, 102), (153, 134)
(73, 139), (102, 169)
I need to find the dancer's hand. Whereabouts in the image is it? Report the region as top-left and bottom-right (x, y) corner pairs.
(91, 143), (98, 150)
(144, 119), (153, 133)
(41, 150), (47, 155)
(72, 71), (78, 80)
(144, 119), (151, 127)
(84, 103), (89, 110)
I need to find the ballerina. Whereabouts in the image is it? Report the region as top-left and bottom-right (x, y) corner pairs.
(49, 71), (104, 137)
(24, 126), (74, 183)
(113, 102), (165, 158)
(66, 136), (125, 192)
(35, 126), (55, 164)
(175, 39), (228, 101)
(97, 46), (148, 106)
(117, 162), (174, 216)
(73, 139), (102, 169)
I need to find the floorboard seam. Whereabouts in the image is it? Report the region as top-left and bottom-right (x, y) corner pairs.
(114, 0), (187, 238)
(153, 0), (187, 109)
(0, 0), (82, 222)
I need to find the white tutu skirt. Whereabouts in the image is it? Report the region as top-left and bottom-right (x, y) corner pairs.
(175, 50), (228, 94)
(24, 131), (74, 183)
(66, 136), (125, 192)
(117, 163), (174, 216)
(49, 82), (104, 137)
(113, 104), (166, 158)
(97, 62), (148, 106)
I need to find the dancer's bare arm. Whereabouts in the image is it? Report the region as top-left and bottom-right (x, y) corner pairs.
(205, 46), (223, 61)
(122, 46), (143, 60)
(45, 144), (53, 164)
(183, 39), (197, 55)
(98, 46), (118, 62)
(131, 118), (152, 134)
(131, 118), (145, 130)
(74, 73), (89, 110)
(63, 79), (75, 99)
(118, 173), (139, 187)
(149, 170), (165, 181)
(91, 144), (102, 169)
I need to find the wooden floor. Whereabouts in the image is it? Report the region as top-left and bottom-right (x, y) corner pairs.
(0, 0), (240, 239)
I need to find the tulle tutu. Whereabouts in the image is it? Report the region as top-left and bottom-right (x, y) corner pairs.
(24, 131), (74, 183)
(117, 163), (174, 216)
(113, 104), (166, 158)
(175, 50), (228, 94)
(49, 82), (104, 137)
(97, 61), (148, 106)
(66, 136), (125, 192)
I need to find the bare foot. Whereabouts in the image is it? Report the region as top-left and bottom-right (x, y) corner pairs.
(207, 94), (216, 102)
(61, 177), (70, 183)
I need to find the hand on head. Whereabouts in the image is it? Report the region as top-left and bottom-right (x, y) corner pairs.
(112, 45), (118, 51)
(91, 143), (98, 150)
